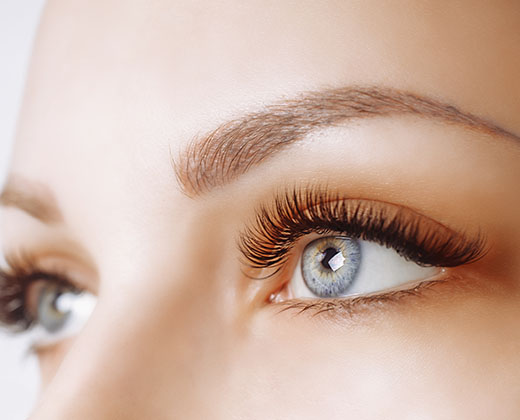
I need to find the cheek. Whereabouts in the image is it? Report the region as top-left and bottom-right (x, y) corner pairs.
(225, 282), (520, 419)
(37, 338), (75, 387)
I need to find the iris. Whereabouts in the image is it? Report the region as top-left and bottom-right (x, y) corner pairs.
(24, 279), (97, 347)
(36, 283), (73, 333)
(301, 237), (361, 297)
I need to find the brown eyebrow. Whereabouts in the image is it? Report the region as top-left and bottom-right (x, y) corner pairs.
(0, 176), (63, 224)
(175, 86), (520, 197)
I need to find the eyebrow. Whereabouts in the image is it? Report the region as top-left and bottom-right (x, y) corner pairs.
(0, 176), (63, 224)
(175, 86), (520, 197)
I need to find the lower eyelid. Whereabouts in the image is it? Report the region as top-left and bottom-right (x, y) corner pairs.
(269, 275), (456, 321)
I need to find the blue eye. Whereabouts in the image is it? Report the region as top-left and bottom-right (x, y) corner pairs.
(291, 236), (439, 299)
(301, 237), (361, 297)
(26, 279), (96, 347)
(35, 283), (74, 332)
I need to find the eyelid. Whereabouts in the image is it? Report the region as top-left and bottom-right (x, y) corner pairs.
(271, 276), (452, 321)
(4, 249), (97, 294)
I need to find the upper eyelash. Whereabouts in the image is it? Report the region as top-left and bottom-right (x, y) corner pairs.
(239, 186), (487, 271)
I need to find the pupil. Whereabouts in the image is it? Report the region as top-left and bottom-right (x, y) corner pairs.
(321, 247), (340, 270)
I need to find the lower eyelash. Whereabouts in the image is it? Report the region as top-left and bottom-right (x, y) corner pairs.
(273, 277), (449, 320)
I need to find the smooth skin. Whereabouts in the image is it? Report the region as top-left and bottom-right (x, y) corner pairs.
(2, 0), (520, 418)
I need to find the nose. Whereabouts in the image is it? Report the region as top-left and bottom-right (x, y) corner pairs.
(28, 233), (238, 419)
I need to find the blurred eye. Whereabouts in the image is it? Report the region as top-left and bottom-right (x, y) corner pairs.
(289, 236), (438, 299)
(26, 279), (97, 347)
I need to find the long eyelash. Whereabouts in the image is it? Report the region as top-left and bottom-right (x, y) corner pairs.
(0, 252), (72, 331)
(239, 186), (487, 272)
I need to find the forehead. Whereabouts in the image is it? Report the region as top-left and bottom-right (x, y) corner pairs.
(9, 0), (520, 207)
(17, 0), (520, 130)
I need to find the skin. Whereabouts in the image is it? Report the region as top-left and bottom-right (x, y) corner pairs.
(1, 0), (520, 418)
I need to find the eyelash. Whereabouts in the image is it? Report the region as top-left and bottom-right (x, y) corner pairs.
(0, 253), (74, 332)
(274, 277), (448, 318)
(239, 186), (486, 305)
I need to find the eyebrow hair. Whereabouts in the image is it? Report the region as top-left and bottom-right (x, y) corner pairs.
(175, 86), (520, 197)
(0, 176), (63, 224)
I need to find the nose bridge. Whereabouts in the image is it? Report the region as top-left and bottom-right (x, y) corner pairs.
(31, 280), (230, 419)
(30, 212), (236, 420)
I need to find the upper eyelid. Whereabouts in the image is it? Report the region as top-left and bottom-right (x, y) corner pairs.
(1, 240), (100, 290)
(1, 251), (95, 294)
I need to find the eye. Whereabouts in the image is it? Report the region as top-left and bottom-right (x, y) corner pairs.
(289, 236), (438, 299)
(239, 187), (485, 311)
(25, 279), (97, 347)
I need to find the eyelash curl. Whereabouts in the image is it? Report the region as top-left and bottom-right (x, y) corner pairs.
(0, 253), (74, 332)
(239, 186), (487, 276)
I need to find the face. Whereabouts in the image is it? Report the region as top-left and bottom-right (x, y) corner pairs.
(1, 0), (520, 418)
